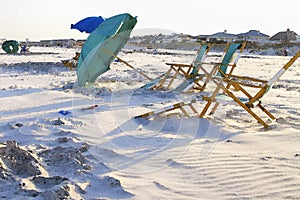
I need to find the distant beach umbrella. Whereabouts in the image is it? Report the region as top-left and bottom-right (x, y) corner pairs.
(76, 13), (137, 87)
(71, 16), (105, 33)
(2, 40), (19, 53)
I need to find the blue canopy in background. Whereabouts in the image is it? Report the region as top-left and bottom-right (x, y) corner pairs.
(71, 16), (105, 33)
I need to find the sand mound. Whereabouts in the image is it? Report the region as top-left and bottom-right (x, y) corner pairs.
(0, 140), (131, 199)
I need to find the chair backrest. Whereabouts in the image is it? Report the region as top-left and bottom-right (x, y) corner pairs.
(216, 42), (246, 77)
(268, 51), (300, 86)
(190, 44), (210, 75)
(193, 44), (210, 64)
(249, 51), (300, 104)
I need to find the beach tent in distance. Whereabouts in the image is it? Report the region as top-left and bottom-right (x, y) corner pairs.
(77, 13), (142, 87)
(71, 16), (105, 33)
(2, 40), (19, 53)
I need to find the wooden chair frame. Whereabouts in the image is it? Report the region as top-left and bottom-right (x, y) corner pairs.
(199, 51), (300, 128)
(136, 51), (300, 128)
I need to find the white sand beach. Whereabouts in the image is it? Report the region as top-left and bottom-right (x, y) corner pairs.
(0, 46), (300, 199)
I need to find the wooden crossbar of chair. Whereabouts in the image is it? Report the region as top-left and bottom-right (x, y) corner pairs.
(199, 51), (300, 128)
(135, 99), (199, 119)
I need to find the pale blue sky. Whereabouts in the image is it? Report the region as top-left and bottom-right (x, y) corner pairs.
(1, 0), (299, 41)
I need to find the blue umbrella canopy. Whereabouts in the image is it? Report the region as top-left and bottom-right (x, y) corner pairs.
(76, 13), (137, 87)
(71, 16), (105, 33)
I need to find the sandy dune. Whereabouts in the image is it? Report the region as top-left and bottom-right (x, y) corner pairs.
(0, 46), (299, 199)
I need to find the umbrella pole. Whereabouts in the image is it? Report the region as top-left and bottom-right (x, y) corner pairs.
(103, 48), (153, 81)
(116, 56), (153, 81)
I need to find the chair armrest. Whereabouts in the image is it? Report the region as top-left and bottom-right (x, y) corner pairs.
(195, 61), (236, 67)
(229, 75), (268, 83)
(165, 63), (193, 67)
(224, 75), (268, 88)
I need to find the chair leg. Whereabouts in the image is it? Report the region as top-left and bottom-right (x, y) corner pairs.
(200, 79), (223, 117)
(201, 66), (218, 90)
(192, 76), (205, 90)
(257, 103), (276, 120)
(189, 103), (199, 116)
(154, 68), (172, 89)
(227, 92), (269, 128)
(245, 107), (269, 128)
(186, 66), (194, 75)
(200, 99), (213, 117)
(179, 106), (190, 117)
(167, 70), (180, 89)
(209, 102), (220, 115)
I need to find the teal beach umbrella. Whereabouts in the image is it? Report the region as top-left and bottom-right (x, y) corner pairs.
(76, 13), (137, 87)
(2, 40), (19, 53)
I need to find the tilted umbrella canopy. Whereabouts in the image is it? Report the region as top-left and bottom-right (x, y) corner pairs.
(71, 16), (105, 33)
(76, 13), (137, 87)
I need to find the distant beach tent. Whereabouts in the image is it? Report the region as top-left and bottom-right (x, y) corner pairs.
(76, 13), (137, 87)
(71, 16), (105, 33)
(2, 40), (19, 53)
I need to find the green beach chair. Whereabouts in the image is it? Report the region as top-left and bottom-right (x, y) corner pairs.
(199, 51), (300, 128)
(157, 41), (246, 93)
(181, 41), (247, 92)
(141, 44), (211, 90)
